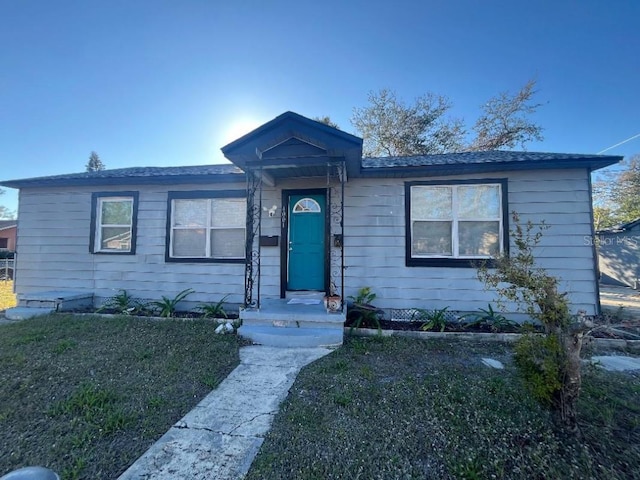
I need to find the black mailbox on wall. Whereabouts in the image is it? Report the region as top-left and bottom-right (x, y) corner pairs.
(260, 235), (279, 247)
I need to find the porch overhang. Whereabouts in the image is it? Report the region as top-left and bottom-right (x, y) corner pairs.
(221, 111), (362, 183)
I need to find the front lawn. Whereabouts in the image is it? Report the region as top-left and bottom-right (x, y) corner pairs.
(0, 314), (241, 479)
(247, 336), (640, 480)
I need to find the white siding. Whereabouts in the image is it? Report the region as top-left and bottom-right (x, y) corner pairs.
(340, 169), (599, 315)
(14, 168), (600, 315)
(15, 183), (247, 308)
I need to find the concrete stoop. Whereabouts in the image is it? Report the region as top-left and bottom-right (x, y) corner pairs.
(238, 324), (344, 348)
(5, 290), (94, 320)
(239, 298), (346, 347)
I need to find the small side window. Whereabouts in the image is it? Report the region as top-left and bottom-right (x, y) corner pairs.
(90, 192), (139, 254)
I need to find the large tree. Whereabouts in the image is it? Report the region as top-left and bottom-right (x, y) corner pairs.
(592, 154), (640, 230)
(351, 79), (543, 157)
(86, 151), (105, 172)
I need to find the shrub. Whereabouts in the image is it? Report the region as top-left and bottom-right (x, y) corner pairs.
(478, 212), (590, 431)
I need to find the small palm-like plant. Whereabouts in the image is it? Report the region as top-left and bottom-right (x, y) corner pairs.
(150, 288), (194, 318)
(465, 304), (520, 332)
(348, 287), (382, 333)
(419, 307), (450, 332)
(97, 290), (144, 315)
(197, 295), (229, 319)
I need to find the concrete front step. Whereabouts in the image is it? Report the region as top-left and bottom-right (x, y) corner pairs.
(5, 307), (56, 320)
(19, 291), (93, 311)
(238, 325), (343, 348)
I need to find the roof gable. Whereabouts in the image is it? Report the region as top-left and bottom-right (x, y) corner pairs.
(221, 111), (363, 178)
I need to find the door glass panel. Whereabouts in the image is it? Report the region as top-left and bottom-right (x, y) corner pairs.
(293, 198), (321, 213)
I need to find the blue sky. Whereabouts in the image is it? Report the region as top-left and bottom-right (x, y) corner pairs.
(1, 0), (639, 215)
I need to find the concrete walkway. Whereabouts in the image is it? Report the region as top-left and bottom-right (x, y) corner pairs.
(117, 346), (331, 480)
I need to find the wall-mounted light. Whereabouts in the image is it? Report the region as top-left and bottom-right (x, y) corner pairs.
(263, 205), (278, 217)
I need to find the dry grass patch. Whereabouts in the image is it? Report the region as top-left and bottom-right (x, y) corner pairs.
(0, 280), (16, 311)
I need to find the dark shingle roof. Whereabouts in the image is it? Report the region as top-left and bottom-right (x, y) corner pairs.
(1, 164), (245, 188)
(596, 217), (640, 234)
(0, 220), (17, 230)
(362, 150), (620, 172)
(0, 150), (622, 188)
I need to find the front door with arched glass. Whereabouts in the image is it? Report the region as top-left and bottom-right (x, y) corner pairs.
(287, 193), (326, 291)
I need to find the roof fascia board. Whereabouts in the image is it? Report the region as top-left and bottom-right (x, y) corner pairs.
(358, 158), (621, 178)
(1, 173), (246, 189)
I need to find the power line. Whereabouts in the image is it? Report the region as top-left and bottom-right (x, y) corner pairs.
(598, 132), (640, 154)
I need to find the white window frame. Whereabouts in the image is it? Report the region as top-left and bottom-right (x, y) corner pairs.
(409, 182), (505, 261)
(169, 197), (246, 260)
(95, 196), (134, 253)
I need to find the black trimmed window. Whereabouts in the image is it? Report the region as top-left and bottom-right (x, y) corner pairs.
(90, 192), (139, 254)
(167, 190), (246, 263)
(405, 179), (508, 267)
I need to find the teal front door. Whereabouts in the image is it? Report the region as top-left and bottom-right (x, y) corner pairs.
(287, 193), (326, 291)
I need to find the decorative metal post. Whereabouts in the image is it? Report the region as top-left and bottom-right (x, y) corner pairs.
(244, 169), (262, 308)
(328, 161), (346, 311)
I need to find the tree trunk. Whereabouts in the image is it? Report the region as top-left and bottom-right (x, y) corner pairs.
(558, 330), (584, 432)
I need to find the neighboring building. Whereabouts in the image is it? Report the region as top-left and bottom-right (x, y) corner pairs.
(0, 112), (621, 318)
(0, 220), (17, 252)
(597, 218), (640, 288)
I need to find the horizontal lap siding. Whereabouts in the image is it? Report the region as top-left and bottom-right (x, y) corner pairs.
(15, 183), (248, 306)
(343, 170), (599, 315)
(14, 169), (599, 315)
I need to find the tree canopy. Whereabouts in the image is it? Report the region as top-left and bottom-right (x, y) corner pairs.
(0, 189), (15, 220)
(313, 116), (340, 129)
(592, 154), (640, 230)
(351, 79), (543, 157)
(86, 151), (105, 172)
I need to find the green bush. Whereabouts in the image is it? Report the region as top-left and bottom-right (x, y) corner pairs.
(513, 333), (563, 406)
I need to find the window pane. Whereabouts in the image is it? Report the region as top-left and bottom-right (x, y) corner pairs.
(101, 200), (132, 225)
(412, 221), (452, 256)
(211, 199), (246, 227)
(411, 187), (452, 219)
(173, 229), (206, 256)
(458, 185), (500, 219)
(173, 200), (207, 227)
(459, 221), (500, 256)
(293, 198), (321, 213)
(211, 228), (245, 258)
(101, 227), (131, 251)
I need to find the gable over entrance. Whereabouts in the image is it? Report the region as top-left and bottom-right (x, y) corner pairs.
(221, 111), (363, 183)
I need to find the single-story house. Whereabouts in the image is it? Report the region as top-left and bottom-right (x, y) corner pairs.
(0, 112), (621, 343)
(0, 220), (17, 252)
(596, 218), (640, 288)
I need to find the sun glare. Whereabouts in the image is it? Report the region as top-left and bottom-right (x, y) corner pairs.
(222, 118), (263, 145)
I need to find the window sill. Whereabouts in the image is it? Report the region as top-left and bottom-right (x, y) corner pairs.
(406, 257), (497, 268)
(166, 257), (245, 264)
(93, 250), (135, 255)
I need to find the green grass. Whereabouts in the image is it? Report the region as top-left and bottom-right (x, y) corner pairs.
(247, 336), (640, 480)
(0, 314), (241, 479)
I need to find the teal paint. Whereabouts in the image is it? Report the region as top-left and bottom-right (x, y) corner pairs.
(288, 193), (325, 290)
